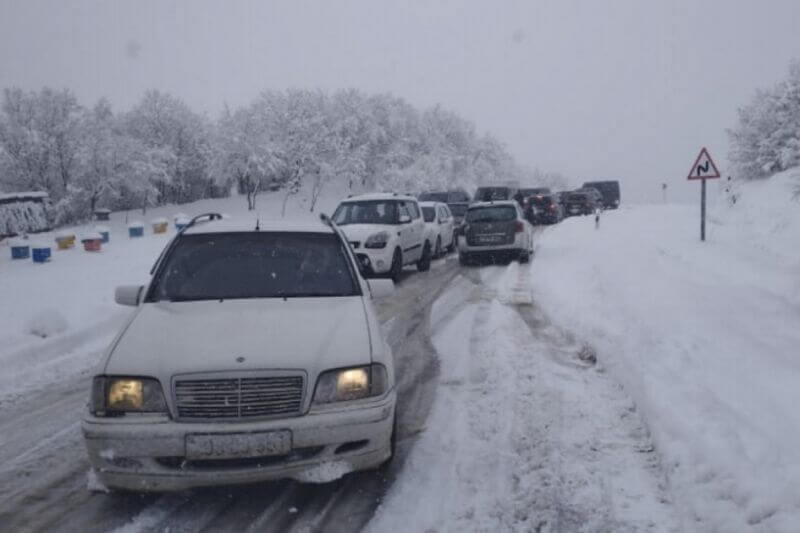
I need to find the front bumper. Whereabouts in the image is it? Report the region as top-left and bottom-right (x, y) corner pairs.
(353, 246), (395, 275)
(82, 392), (395, 491)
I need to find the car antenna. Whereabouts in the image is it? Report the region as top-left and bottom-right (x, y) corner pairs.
(255, 217), (260, 231)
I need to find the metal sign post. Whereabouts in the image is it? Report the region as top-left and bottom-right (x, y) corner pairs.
(687, 147), (721, 241)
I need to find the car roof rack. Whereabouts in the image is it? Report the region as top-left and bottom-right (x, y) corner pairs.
(182, 212), (223, 232)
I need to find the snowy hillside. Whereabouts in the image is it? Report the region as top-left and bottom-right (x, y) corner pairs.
(530, 169), (800, 532)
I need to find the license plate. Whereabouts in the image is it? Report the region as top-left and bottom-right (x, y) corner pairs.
(477, 235), (502, 243)
(186, 430), (292, 460)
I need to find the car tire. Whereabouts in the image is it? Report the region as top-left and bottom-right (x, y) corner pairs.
(389, 248), (403, 283)
(459, 253), (469, 266)
(434, 236), (442, 258)
(447, 234), (456, 253)
(417, 241), (432, 272)
(519, 250), (530, 263)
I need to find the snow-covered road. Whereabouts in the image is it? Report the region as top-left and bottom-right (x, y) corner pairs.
(0, 257), (460, 532)
(368, 263), (681, 532)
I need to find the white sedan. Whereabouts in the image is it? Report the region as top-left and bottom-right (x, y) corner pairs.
(82, 214), (397, 491)
(419, 201), (456, 258)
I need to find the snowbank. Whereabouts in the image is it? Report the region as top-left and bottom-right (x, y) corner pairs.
(531, 169), (800, 532)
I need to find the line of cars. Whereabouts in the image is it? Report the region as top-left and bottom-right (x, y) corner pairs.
(470, 180), (621, 225)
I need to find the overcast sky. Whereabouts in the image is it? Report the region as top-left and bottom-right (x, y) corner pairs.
(2, 0), (799, 202)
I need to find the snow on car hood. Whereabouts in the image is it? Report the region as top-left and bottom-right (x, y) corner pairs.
(104, 297), (372, 379)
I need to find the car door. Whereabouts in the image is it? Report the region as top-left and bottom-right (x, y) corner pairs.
(405, 200), (425, 261)
(439, 205), (454, 247)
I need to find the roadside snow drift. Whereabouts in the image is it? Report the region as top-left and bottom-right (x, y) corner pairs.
(531, 169), (800, 532)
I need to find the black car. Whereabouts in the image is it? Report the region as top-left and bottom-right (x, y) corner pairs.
(526, 194), (563, 224)
(581, 180), (620, 209)
(564, 191), (601, 216)
(576, 187), (604, 209)
(418, 189), (471, 203)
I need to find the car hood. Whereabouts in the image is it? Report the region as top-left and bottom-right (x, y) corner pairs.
(337, 224), (399, 243)
(104, 297), (372, 378)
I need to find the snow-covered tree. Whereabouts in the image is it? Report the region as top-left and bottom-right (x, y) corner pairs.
(729, 59), (800, 180)
(124, 90), (212, 205)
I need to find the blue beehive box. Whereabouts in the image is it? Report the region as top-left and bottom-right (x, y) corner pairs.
(10, 240), (30, 259)
(32, 245), (51, 263)
(174, 213), (190, 231)
(95, 226), (110, 243)
(128, 222), (144, 238)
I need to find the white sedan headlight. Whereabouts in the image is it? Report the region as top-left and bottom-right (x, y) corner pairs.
(313, 364), (389, 403)
(90, 376), (167, 416)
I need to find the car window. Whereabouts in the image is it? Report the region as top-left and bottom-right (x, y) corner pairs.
(407, 201), (421, 219)
(465, 206), (517, 222)
(421, 206), (436, 222)
(147, 232), (359, 301)
(474, 187), (512, 202)
(418, 192), (448, 202)
(333, 200), (399, 225)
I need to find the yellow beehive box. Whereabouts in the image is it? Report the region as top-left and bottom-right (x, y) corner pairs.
(55, 232), (76, 250)
(152, 218), (169, 234)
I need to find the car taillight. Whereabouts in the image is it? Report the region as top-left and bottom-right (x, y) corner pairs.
(549, 204), (556, 211)
(514, 220), (524, 233)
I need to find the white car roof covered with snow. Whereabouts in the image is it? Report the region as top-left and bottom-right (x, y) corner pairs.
(182, 216), (334, 235)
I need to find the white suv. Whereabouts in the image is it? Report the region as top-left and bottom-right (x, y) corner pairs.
(333, 193), (431, 281)
(82, 213), (397, 491)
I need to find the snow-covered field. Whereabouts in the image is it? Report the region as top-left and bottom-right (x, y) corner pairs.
(527, 170), (800, 531)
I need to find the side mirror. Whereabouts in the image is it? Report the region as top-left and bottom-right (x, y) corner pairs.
(398, 215), (411, 224)
(367, 279), (394, 299)
(115, 285), (144, 306)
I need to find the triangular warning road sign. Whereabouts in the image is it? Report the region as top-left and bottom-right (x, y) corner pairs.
(687, 147), (721, 180)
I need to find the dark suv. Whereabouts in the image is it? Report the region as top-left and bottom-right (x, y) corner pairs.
(564, 191), (601, 216)
(581, 180), (620, 209)
(526, 194), (563, 224)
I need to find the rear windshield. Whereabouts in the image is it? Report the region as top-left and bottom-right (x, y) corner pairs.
(474, 187), (511, 201)
(520, 188), (550, 196)
(147, 232), (358, 301)
(568, 193), (587, 201)
(333, 200), (399, 225)
(422, 206), (436, 222)
(418, 192), (448, 202)
(466, 206), (517, 223)
(531, 196), (554, 206)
